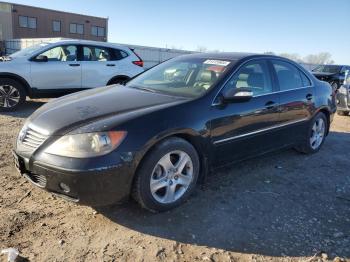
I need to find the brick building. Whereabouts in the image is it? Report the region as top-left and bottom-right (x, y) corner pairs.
(0, 2), (108, 42)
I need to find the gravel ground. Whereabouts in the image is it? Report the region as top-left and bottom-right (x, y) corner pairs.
(0, 100), (349, 262)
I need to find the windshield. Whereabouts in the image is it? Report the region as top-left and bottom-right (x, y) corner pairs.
(312, 65), (341, 74)
(126, 57), (234, 98)
(10, 43), (49, 58)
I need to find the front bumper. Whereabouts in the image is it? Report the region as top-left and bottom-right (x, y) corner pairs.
(13, 150), (134, 206)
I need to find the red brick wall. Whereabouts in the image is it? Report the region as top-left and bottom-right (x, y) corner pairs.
(11, 4), (108, 41)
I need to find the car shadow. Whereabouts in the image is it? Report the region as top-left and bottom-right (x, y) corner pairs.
(97, 131), (350, 258)
(0, 100), (46, 118)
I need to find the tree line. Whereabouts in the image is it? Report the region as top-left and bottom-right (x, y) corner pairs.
(193, 46), (335, 65)
(264, 51), (334, 65)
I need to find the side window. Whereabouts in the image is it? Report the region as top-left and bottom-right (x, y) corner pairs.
(272, 60), (303, 91)
(83, 46), (112, 61)
(299, 71), (312, 87)
(223, 60), (272, 96)
(39, 45), (77, 62)
(113, 49), (129, 60)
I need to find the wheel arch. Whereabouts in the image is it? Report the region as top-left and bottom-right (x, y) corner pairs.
(0, 72), (31, 96)
(316, 107), (331, 135)
(106, 75), (130, 86)
(171, 133), (209, 184)
(131, 131), (209, 192)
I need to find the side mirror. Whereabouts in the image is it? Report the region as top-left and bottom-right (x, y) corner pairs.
(33, 55), (48, 62)
(223, 87), (253, 103)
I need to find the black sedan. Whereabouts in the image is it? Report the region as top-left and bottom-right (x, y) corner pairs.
(13, 53), (336, 212)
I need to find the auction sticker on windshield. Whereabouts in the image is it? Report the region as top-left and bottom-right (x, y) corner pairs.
(204, 60), (231, 66)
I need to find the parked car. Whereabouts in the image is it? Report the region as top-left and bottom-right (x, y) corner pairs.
(0, 40), (144, 111)
(13, 53), (336, 212)
(336, 72), (350, 116)
(312, 64), (350, 91)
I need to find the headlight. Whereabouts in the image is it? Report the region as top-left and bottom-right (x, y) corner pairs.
(339, 86), (348, 95)
(44, 131), (127, 158)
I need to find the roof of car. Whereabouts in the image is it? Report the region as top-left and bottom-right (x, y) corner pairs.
(46, 39), (127, 49)
(181, 52), (283, 61)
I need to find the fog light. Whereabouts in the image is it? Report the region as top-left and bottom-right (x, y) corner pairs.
(59, 182), (70, 193)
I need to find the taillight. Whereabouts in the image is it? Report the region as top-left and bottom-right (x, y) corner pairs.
(130, 48), (143, 67)
(133, 60), (144, 67)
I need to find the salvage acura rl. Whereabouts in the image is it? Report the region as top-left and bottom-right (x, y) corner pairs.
(13, 53), (336, 212)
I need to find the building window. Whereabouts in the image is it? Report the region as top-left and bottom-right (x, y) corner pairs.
(91, 26), (105, 37)
(91, 26), (97, 36)
(19, 16), (27, 27)
(69, 23), (76, 33)
(70, 23), (84, 34)
(52, 20), (61, 32)
(19, 16), (37, 29)
(28, 17), (37, 29)
(77, 24), (84, 34)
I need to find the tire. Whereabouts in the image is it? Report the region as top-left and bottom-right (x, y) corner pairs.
(295, 112), (327, 154)
(132, 137), (200, 212)
(337, 110), (349, 116)
(0, 78), (26, 111)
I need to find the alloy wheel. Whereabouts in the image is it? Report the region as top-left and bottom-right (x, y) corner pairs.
(0, 85), (20, 108)
(310, 118), (325, 150)
(150, 150), (193, 204)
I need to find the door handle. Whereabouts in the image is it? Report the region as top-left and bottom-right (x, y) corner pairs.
(106, 64), (116, 67)
(69, 64), (80, 67)
(265, 101), (278, 110)
(306, 94), (313, 101)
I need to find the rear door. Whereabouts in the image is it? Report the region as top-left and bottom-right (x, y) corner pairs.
(80, 45), (128, 88)
(30, 44), (81, 90)
(211, 59), (280, 166)
(269, 59), (315, 145)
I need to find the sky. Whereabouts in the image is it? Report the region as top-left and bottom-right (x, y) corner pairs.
(7, 0), (350, 64)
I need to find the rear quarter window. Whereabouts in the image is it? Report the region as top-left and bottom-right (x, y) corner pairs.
(113, 49), (129, 60)
(299, 70), (312, 87)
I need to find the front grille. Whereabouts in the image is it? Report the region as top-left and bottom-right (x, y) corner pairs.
(24, 173), (47, 187)
(21, 128), (48, 150)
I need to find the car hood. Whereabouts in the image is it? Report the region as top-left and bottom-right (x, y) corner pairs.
(27, 85), (187, 136)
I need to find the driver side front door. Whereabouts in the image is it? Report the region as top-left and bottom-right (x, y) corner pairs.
(210, 59), (281, 167)
(30, 44), (82, 91)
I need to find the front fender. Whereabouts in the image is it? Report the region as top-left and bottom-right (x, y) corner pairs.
(0, 72), (32, 94)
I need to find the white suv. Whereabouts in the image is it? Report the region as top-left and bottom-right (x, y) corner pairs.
(0, 40), (144, 111)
